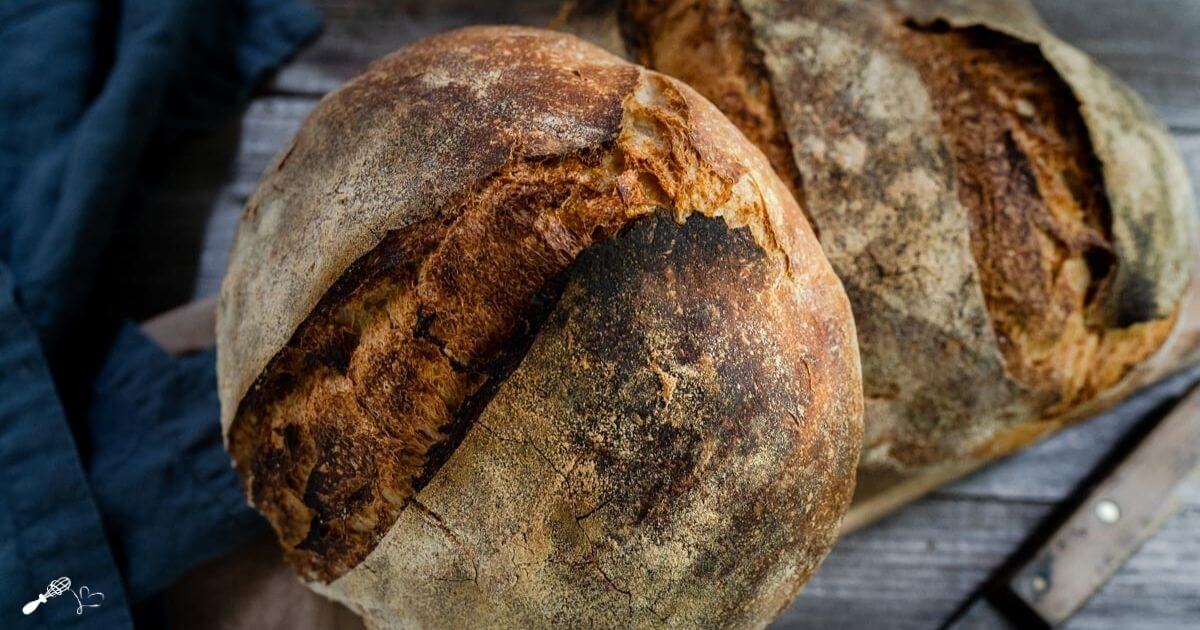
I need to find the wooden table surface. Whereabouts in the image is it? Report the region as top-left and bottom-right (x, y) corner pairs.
(124, 1), (1200, 628)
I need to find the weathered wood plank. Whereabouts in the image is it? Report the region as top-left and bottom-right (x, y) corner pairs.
(782, 498), (1047, 629)
(940, 364), (1200, 503)
(1033, 0), (1200, 130)
(1065, 502), (1200, 629)
(267, 0), (1200, 130)
(167, 539), (364, 630)
(778, 488), (1200, 629)
(270, 1), (561, 97)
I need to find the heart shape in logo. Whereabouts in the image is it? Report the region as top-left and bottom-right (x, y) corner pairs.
(77, 586), (104, 604)
(72, 585), (105, 613)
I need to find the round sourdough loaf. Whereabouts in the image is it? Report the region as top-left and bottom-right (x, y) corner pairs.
(216, 26), (862, 629)
(621, 0), (1197, 471)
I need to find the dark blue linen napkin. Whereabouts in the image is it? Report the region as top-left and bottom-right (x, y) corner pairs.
(0, 0), (320, 627)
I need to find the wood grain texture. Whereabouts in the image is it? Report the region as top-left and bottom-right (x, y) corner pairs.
(790, 494), (1200, 630)
(1033, 0), (1200, 130)
(270, 1), (563, 96)
(788, 498), (1051, 629)
(137, 1), (1200, 628)
(263, 0), (1200, 129)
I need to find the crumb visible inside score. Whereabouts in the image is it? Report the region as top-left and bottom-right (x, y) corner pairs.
(895, 19), (1174, 409)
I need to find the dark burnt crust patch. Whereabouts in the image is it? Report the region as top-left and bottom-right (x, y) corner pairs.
(562, 211), (794, 519)
(467, 209), (857, 623)
(893, 19), (1173, 406)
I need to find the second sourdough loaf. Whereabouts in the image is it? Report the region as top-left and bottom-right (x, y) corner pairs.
(217, 26), (862, 628)
(620, 0), (1198, 470)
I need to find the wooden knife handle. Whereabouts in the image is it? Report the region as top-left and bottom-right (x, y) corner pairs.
(1007, 384), (1200, 625)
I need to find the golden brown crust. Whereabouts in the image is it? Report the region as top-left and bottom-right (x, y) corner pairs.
(618, 0), (1194, 469)
(218, 27), (642, 439)
(218, 26), (862, 627)
(622, 0), (806, 211)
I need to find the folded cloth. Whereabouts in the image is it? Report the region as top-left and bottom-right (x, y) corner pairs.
(0, 1), (320, 627)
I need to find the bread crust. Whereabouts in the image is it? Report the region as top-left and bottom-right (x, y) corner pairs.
(218, 27), (640, 436)
(314, 210), (859, 627)
(621, 0), (1196, 470)
(218, 26), (862, 628)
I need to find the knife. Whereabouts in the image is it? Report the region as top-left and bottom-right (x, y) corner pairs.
(944, 365), (1200, 628)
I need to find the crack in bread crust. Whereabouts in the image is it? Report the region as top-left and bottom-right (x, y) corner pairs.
(231, 149), (665, 582)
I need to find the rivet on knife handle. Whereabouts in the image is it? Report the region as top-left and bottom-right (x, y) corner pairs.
(1008, 385), (1200, 625)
